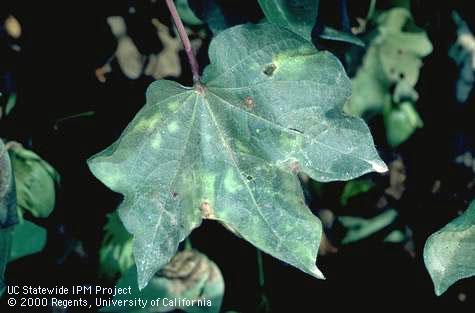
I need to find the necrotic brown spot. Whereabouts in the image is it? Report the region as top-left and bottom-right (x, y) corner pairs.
(263, 64), (276, 76)
(243, 96), (255, 110)
(200, 201), (214, 219)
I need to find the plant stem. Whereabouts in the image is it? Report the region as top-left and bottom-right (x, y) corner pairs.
(366, 0), (376, 21)
(256, 249), (265, 288)
(256, 249), (271, 312)
(165, 0), (201, 83)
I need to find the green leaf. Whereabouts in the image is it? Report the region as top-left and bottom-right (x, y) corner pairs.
(340, 178), (375, 206)
(423, 200), (475, 296)
(101, 250), (224, 313)
(5, 93), (16, 116)
(384, 101), (423, 147)
(338, 209), (398, 244)
(384, 229), (406, 243)
(0, 228), (12, 297)
(1, 140), (18, 228)
(9, 220), (47, 261)
(187, 0), (259, 35)
(8, 145), (60, 218)
(99, 212), (134, 279)
(319, 26), (364, 47)
(89, 23), (386, 289)
(258, 0), (318, 41)
(175, 0), (204, 26)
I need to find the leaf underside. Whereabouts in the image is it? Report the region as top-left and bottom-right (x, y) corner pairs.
(423, 200), (475, 296)
(88, 23), (386, 289)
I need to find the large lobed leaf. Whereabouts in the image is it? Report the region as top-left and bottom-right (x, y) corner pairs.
(424, 200), (475, 296)
(88, 23), (386, 289)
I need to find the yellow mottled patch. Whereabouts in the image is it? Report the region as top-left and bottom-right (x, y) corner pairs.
(167, 101), (179, 111)
(224, 170), (241, 193)
(273, 48), (316, 72)
(135, 113), (162, 132)
(279, 133), (298, 150)
(102, 170), (123, 189)
(235, 140), (250, 153)
(167, 121), (179, 133)
(151, 133), (162, 149)
(202, 172), (216, 201)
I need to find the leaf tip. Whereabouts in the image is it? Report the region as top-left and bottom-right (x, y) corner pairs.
(309, 266), (326, 280)
(369, 159), (389, 173)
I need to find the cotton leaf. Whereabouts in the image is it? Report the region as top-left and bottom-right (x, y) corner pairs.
(423, 200), (475, 296)
(8, 145), (60, 218)
(101, 250), (224, 313)
(88, 23), (386, 289)
(99, 212), (134, 279)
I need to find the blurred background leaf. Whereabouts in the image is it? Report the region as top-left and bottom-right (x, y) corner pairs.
(102, 249), (224, 313)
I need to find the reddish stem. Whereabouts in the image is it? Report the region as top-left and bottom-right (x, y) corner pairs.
(165, 0), (201, 83)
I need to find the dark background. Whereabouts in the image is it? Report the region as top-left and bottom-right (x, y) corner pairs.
(1, 0), (474, 312)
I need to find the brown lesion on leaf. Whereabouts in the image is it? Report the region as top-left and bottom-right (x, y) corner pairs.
(243, 96), (255, 110)
(199, 201), (215, 219)
(263, 63), (276, 76)
(289, 128), (303, 134)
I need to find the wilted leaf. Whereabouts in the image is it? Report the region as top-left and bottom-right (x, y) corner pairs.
(8, 145), (60, 218)
(89, 23), (386, 289)
(9, 220), (47, 261)
(423, 200), (475, 296)
(338, 209), (398, 244)
(101, 250), (224, 313)
(99, 212), (134, 279)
